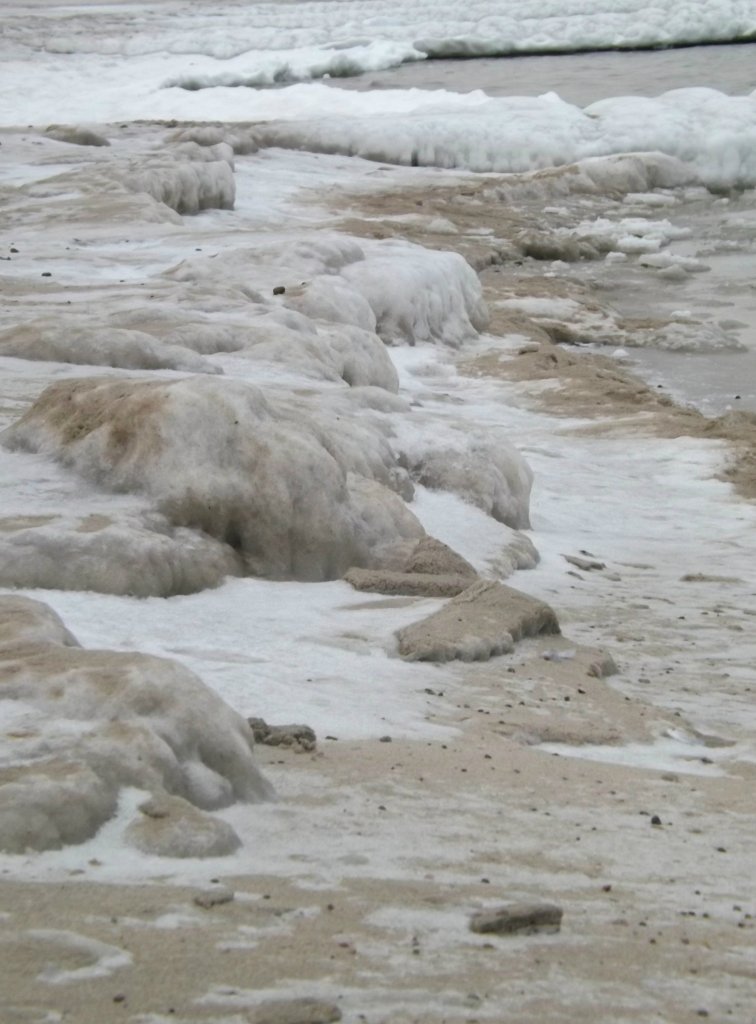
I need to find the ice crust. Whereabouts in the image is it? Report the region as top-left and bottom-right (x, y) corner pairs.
(0, 596), (272, 854)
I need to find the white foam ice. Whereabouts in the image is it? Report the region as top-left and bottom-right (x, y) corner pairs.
(257, 87), (756, 189)
(4, 0), (753, 81)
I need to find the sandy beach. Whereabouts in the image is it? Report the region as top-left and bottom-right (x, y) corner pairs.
(2, 112), (756, 1024)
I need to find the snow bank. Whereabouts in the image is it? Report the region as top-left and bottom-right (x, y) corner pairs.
(0, 596), (271, 854)
(1, 377), (424, 582)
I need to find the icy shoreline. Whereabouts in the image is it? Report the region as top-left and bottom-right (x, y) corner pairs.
(1, 107), (755, 1020)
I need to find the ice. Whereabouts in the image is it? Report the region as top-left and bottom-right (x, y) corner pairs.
(2, 5), (755, 192)
(0, 322), (220, 374)
(1, 376), (427, 582)
(4, 1), (752, 91)
(257, 87), (756, 188)
(26, 930), (132, 984)
(0, 595), (272, 853)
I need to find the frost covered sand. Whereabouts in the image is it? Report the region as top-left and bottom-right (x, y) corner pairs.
(1, 114), (756, 1023)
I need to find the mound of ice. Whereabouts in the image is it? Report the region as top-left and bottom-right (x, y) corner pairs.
(44, 124), (109, 147)
(119, 157), (235, 214)
(167, 234), (487, 350)
(163, 39), (425, 90)
(169, 124), (259, 154)
(342, 242), (488, 346)
(0, 321), (219, 374)
(394, 418), (534, 531)
(1, 376), (424, 582)
(0, 513), (241, 597)
(0, 596), (271, 854)
(228, 312), (399, 390)
(257, 88), (756, 189)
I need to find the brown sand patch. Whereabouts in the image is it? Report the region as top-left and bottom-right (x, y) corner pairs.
(0, 515), (57, 533)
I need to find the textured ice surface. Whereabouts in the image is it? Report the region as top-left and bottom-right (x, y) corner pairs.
(0, 596), (272, 853)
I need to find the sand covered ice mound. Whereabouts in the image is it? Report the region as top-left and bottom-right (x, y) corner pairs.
(0, 596), (272, 854)
(0, 320), (221, 374)
(0, 512), (241, 597)
(1, 376), (425, 583)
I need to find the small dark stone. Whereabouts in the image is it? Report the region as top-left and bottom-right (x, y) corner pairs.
(650, 815), (662, 826)
(273, 285), (286, 295)
(379, 735), (392, 743)
(470, 902), (563, 936)
(41, 271), (52, 277)
(10, 247), (18, 253)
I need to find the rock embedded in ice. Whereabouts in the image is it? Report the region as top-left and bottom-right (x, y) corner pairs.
(396, 580), (559, 662)
(0, 596), (272, 854)
(401, 536), (477, 578)
(249, 718), (317, 752)
(125, 794), (242, 858)
(194, 884), (235, 909)
(344, 534), (479, 597)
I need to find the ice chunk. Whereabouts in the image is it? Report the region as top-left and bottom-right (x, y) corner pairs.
(1, 376), (424, 582)
(0, 596), (272, 853)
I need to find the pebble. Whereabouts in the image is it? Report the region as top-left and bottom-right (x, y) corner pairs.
(470, 902), (563, 936)
(193, 885), (235, 909)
